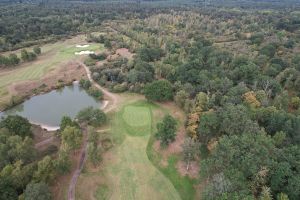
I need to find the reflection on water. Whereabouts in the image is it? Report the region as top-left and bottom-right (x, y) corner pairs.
(0, 82), (101, 128)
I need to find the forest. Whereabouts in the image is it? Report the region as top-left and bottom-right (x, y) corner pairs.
(0, 0), (299, 200)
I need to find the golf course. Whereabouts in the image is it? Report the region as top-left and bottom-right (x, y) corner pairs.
(75, 98), (188, 200)
(0, 35), (103, 108)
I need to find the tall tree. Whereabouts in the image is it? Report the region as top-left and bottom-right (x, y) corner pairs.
(156, 115), (177, 146)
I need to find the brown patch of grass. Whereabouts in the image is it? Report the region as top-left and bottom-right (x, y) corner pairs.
(10, 61), (86, 99)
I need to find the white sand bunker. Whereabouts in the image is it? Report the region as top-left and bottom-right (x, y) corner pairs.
(75, 50), (95, 55)
(76, 44), (90, 48)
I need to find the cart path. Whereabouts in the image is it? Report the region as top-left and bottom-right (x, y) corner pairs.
(67, 62), (118, 200)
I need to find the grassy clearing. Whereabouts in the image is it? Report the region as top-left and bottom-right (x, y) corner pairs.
(0, 35), (103, 106)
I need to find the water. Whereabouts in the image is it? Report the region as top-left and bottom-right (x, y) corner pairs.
(0, 82), (101, 130)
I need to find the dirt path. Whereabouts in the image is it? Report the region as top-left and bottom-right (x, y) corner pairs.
(35, 136), (54, 148)
(81, 62), (118, 113)
(67, 62), (119, 200)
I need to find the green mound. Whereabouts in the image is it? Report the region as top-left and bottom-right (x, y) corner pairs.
(121, 103), (152, 136)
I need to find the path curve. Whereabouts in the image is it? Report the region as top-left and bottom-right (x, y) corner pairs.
(81, 62), (118, 113)
(35, 137), (54, 148)
(67, 62), (118, 200)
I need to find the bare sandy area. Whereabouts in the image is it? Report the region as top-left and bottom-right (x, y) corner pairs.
(75, 50), (95, 55)
(76, 44), (90, 48)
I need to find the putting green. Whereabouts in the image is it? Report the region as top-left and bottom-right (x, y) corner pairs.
(121, 105), (152, 136)
(102, 101), (181, 200)
(122, 105), (151, 127)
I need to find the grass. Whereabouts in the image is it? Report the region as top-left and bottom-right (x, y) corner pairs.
(147, 136), (197, 200)
(121, 102), (152, 136)
(94, 184), (111, 200)
(99, 100), (181, 200)
(76, 96), (196, 200)
(0, 35), (104, 107)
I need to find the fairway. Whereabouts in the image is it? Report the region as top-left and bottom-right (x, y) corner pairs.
(105, 101), (181, 200)
(0, 35), (103, 106)
(76, 101), (181, 200)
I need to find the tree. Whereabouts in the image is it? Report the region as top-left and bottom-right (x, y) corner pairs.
(219, 104), (260, 136)
(182, 137), (198, 170)
(8, 54), (20, 66)
(198, 111), (220, 144)
(61, 126), (83, 151)
(87, 127), (101, 166)
(104, 39), (112, 49)
(138, 47), (163, 62)
(144, 80), (173, 102)
(59, 116), (79, 133)
(33, 156), (55, 183)
(79, 79), (92, 90)
(55, 149), (71, 174)
(24, 182), (51, 200)
(156, 115), (177, 146)
(21, 49), (29, 61)
(0, 115), (32, 138)
(202, 132), (276, 199)
(174, 90), (189, 109)
(76, 107), (107, 127)
(270, 146), (300, 199)
(33, 46), (41, 55)
(0, 176), (18, 200)
(260, 44), (276, 58)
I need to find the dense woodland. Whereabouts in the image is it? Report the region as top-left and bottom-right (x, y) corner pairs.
(0, 0), (300, 200)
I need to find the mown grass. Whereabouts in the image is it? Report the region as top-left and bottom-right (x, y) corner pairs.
(100, 100), (181, 200)
(77, 98), (195, 200)
(121, 101), (152, 136)
(147, 135), (197, 200)
(146, 104), (197, 200)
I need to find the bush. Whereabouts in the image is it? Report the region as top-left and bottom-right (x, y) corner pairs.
(112, 83), (127, 93)
(24, 182), (51, 200)
(84, 57), (97, 66)
(88, 86), (103, 99)
(79, 79), (92, 90)
(77, 107), (107, 127)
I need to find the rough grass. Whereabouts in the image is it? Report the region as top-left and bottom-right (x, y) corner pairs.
(146, 105), (197, 200)
(94, 184), (111, 200)
(147, 137), (197, 200)
(0, 35), (103, 107)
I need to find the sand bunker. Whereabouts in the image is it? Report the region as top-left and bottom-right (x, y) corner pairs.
(75, 50), (95, 55)
(76, 44), (90, 48)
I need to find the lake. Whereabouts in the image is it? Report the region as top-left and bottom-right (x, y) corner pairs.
(0, 82), (101, 130)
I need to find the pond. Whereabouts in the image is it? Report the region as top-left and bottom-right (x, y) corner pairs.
(0, 82), (101, 130)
